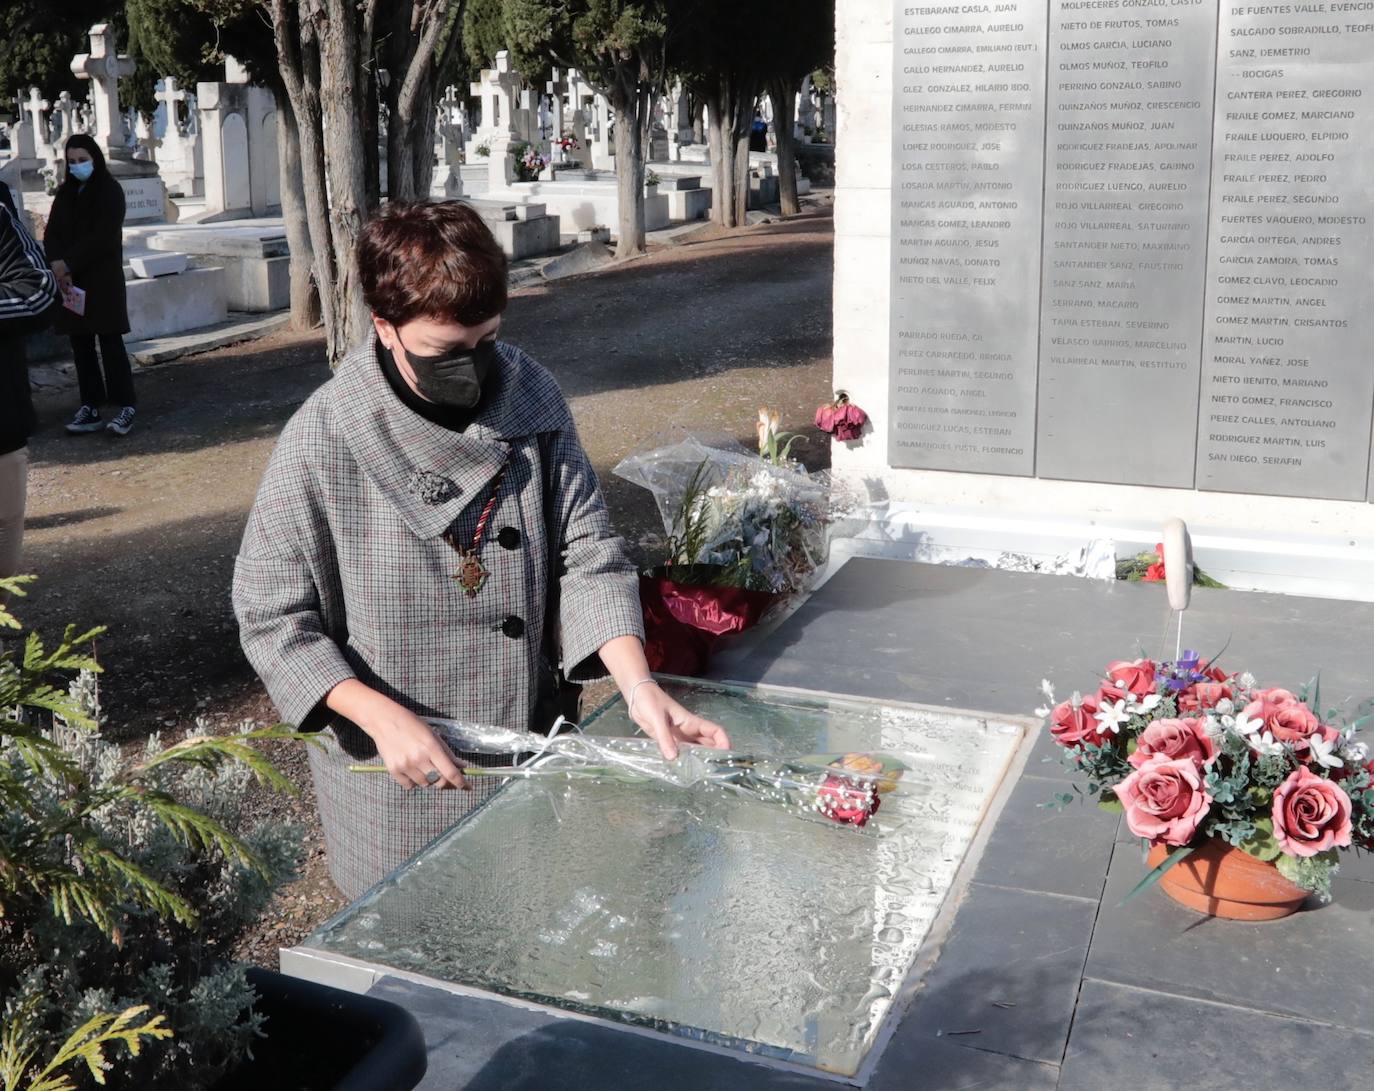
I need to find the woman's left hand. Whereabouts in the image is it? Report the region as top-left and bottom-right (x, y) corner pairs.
(631, 683), (731, 761)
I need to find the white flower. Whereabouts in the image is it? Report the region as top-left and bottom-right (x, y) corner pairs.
(1128, 692), (1162, 715)
(1094, 698), (1131, 736)
(1034, 679), (1057, 719)
(1341, 738), (1369, 764)
(1238, 672), (1257, 689)
(1215, 697), (1235, 717)
(1308, 733), (1345, 770)
(1251, 730), (1283, 757)
(1202, 715), (1226, 740)
(1232, 709), (1263, 740)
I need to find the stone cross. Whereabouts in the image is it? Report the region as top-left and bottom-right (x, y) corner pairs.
(9, 94), (36, 161)
(470, 51), (521, 138)
(155, 77), (189, 165)
(70, 22), (136, 157)
(545, 69), (567, 146)
(590, 93), (613, 170)
(22, 88), (50, 150)
(156, 77), (186, 132)
(565, 69), (593, 151)
(53, 91), (79, 145)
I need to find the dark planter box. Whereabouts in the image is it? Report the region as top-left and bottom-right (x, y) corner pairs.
(214, 968), (427, 1091)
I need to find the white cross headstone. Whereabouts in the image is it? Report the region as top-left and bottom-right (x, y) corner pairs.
(9, 94), (36, 161)
(22, 88), (50, 150)
(70, 23), (136, 158)
(546, 69), (566, 143)
(590, 93), (613, 171)
(53, 92), (79, 145)
(155, 78), (189, 166)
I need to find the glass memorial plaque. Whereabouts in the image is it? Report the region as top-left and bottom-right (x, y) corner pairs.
(302, 681), (1030, 1079)
(887, 0), (1049, 476)
(1197, 5), (1374, 500)
(1035, 0), (1218, 487)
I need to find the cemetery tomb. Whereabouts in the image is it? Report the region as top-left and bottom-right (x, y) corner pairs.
(287, 679), (1033, 1081)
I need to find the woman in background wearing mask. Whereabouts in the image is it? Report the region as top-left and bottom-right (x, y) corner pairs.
(232, 201), (728, 898)
(44, 134), (138, 437)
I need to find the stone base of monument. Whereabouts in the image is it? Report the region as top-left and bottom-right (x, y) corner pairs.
(652, 162), (787, 212)
(124, 266), (227, 340)
(822, 500), (1374, 604)
(488, 178), (670, 236)
(145, 228), (289, 313)
(461, 199), (563, 261)
(127, 253), (189, 279)
(650, 175), (712, 221)
(22, 264), (229, 362)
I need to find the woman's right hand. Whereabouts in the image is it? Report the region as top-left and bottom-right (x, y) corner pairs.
(326, 680), (468, 791)
(50, 260), (71, 289)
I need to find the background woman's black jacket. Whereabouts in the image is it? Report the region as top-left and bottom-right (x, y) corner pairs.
(43, 174), (129, 336)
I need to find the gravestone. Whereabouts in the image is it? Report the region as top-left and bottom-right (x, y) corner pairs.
(69, 23), (135, 160)
(195, 79), (279, 220)
(155, 78), (202, 198)
(881, 0), (1374, 504)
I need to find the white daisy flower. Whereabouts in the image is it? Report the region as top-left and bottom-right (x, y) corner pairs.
(1094, 698), (1132, 736)
(1308, 733), (1344, 770)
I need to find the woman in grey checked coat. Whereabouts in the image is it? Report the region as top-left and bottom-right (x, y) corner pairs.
(233, 201), (728, 898)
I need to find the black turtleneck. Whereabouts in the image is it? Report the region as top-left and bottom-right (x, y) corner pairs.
(375, 338), (483, 433)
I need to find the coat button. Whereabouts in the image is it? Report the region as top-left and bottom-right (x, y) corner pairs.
(501, 615), (525, 640)
(497, 526), (521, 550)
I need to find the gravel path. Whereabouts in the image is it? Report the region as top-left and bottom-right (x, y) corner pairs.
(18, 207), (836, 965)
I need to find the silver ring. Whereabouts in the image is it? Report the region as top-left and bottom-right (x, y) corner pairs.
(425, 770), (441, 785)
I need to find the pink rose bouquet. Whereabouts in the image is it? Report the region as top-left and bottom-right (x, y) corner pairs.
(1037, 652), (1374, 901)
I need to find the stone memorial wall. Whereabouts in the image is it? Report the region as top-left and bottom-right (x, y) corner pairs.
(887, 0), (1374, 501)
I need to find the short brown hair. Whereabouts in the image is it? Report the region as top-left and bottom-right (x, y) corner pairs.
(357, 200), (508, 326)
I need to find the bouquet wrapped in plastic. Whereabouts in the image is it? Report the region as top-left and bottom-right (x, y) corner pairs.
(615, 415), (847, 672)
(354, 717), (908, 830)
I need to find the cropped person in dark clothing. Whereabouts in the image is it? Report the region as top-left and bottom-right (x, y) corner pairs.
(0, 185), (59, 587)
(43, 134), (138, 437)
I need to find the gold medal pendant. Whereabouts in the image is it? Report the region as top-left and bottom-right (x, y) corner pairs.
(453, 548), (491, 596)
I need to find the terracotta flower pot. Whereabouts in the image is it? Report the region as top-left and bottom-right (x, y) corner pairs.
(1146, 840), (1310, 921)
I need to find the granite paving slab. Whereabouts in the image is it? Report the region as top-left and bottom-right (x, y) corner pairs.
(1086, 839), (1374, 1032)
(895, 882), (1098, 1065)
(867, 1034), (1059, 1091)
(970, 774), (1120, 901)
(715, 558), (1374, 717)
(1058, 979), (1374, 1091)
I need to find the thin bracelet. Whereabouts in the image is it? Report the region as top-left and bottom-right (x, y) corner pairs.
(628, 677), (660, 720)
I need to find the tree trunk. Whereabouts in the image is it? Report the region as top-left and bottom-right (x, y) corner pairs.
(705, 95), (733, 228)
(768, 79), (800, 216)
(610, 77), (646, 258)
(320, 11), (373, 358)
(702, 77), (755, 229)
(274, 88), (321, 329)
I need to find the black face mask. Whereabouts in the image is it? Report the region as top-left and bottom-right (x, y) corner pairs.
(397, 336), (499, 409)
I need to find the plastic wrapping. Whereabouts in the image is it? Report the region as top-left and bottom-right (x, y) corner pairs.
(420, 718), (910, 829)
(613, 437), (841, 596)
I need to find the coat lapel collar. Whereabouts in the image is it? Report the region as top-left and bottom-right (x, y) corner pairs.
(332, 335), (566, 540)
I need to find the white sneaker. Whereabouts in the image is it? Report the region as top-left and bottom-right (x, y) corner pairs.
(65, 405), (103, 434)
(106, 406), (136, 436)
